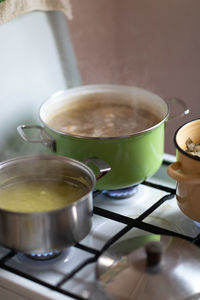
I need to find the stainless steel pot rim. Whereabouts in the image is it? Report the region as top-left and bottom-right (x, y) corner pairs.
(0, 154), (95, 216)
(174, 118), (200, 162)
(40, 84), (169, 140)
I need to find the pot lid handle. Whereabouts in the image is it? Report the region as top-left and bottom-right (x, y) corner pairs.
(145, 241), (163, 268)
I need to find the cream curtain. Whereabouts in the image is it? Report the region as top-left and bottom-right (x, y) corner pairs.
(0, 0), (72, 24)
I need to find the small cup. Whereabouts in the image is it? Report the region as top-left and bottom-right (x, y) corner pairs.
(167, 119), (200, 222)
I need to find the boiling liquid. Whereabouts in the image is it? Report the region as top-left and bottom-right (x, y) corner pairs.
(0, 180), (89, 213)
(47, 98), (160, 138)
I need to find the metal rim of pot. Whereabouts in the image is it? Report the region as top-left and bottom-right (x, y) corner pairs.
(39, 85), (170, 140)
(17, 84), (189, 145)
(0, 154), (110, 216)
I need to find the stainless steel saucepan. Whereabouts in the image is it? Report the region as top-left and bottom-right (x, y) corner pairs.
(0, 155), (110, 254)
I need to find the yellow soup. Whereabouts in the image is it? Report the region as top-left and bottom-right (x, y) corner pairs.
(0, 180), (89, 213)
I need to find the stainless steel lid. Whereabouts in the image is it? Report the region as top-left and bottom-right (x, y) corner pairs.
(96, 235), (200, 300)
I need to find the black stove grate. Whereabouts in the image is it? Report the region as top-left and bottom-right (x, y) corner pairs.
(0, 160), (199, 300)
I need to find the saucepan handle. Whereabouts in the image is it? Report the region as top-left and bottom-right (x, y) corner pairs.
(17, 124), (56, 152)
(167, 162), (200, 183)
(83, 157), (111, 180)
(166, 98), (189, 121)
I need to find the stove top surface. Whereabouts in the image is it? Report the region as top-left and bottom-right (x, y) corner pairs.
(0, 154), (199, 300)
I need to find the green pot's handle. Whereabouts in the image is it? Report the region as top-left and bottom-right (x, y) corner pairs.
(17, 124), (56, 152)
(166, 98), (189, 121)
(17, 125), (111, 181)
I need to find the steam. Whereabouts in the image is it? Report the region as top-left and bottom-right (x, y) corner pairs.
(0, 108), (46, 162)
(0, 11), (81, 162)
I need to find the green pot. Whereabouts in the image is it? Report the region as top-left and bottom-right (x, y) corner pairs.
(18, 85), (188, 190)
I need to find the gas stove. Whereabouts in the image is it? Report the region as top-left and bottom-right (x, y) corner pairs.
(0, 153), (199, 300)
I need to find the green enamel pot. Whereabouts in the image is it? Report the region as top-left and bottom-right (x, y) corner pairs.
(18, 85), (189, 190)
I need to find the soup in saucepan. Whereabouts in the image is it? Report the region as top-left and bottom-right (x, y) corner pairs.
(0, 179), (89, 213)
(46, 96), (161, 138)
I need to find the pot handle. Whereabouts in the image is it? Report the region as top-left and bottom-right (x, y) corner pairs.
(167, 162), (200, 183)
(17, 125), (56, 152)
(83, 157), (111, 180)
(166, 98), (189, 121)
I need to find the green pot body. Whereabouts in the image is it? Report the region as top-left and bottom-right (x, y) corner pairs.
(31, 84), (169, 191)
(44, 123), (164, 190)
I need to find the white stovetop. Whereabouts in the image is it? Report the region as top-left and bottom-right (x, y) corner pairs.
(0, 154), (199, 300)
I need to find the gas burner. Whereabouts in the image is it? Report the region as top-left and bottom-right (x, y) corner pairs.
(25, 250), (62, 261)
(15, 248), (71, 268)
(102, 185), (138, 199)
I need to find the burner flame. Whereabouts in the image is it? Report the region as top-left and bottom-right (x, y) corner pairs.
(103, 185), (138, 199)
(27, 250), (61, 261)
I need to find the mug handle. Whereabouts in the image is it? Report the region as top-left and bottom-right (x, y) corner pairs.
(17, 124), (56, 152)
(167, 162), (200, 183)
(166, 98), (190, 121)
(83, 157), (111, 180)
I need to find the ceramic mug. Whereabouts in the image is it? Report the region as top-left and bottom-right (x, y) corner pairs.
(167, 119), (200, 222)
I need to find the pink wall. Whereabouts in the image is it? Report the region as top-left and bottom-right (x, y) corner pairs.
(67, 0), (200, 155)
